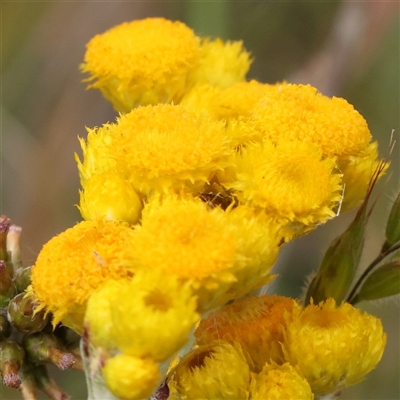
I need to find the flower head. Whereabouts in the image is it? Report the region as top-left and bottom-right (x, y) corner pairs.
(282, 298), (386, 395)
(229, 140), (343, 237)
(130, 195), (281, 311)
(30, 219), (137, 332)
(79, 104), (232, 197)
(195, 295), (299, 371)
(250, 362), (314, 400)
(81, 18), (200, 112)
(168, 342), (250, 400)
(109, 271), (199, 361)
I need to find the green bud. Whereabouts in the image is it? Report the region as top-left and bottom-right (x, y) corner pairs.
(33, 364), (71, 400)
(7, 293), (49, 333)
(0, 260), (16, 309)
(14, 266), (32, 293)
(6, 225), (23, 271)
(305, 161), (386, 305)
(0, 215), (11, 262)
(0, 314), (12, 340)
(0, 339), (25, 388)
(352, 261), (400, 304)
(383, 191), (400, 251)
(23, 332), (77, 370)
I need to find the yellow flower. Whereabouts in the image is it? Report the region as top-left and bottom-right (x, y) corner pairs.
(109, 270), (199, 361)
(229, 140), (343, 238)
(81, 18), (200, 112)
(78, 172), (143, 225)
(282, 298), (386, 395)
(102, 354), (161, 400)
(30, 219), (137, 332)
(250, 362), (314, 400)
(168, 342), (251, 400)
(130, 195), (281, 311)
(80, 104), (232, 196)
(187, 38), (252, 89)
(195, 295), (299, 372)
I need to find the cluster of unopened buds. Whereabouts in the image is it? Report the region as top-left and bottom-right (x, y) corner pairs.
(2, 17), (399, 400)
(0, 215), (83, 399)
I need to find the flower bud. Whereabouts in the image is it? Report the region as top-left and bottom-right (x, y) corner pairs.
(6, 225), (23, 271)
(0, 215), (11, 262)
(33, 364), (71, 400)
(352, 261), (400, 303)
(102, 354), (161, 400)
(0, 339), (25, 388)
(0, 314), (12, 340)
(0, 260), (16, 309)
(14, 266), (32, 294)
(7, 293), (49, 333)
(383, 190), (400, 251)
(23, 332), (77, 370)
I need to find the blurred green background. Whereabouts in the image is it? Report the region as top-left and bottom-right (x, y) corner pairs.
(1, 1), (399, 399)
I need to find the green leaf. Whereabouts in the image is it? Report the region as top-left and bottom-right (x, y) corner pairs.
(384, 190), (400, 250)
(352, 261), (400, 303)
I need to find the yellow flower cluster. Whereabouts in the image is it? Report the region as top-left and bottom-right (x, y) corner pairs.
(28, 17), (389, 400)
(169, 295), (386, 398)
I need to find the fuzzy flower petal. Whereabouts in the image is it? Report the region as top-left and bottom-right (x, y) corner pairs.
(81, 18), (200, 112)
(30, 219), (137, 332)
(250, 362), (314, 400)
(195, 295), (299, 371)
(168, 342), (251, 400)
(282, 298), (387, 395)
